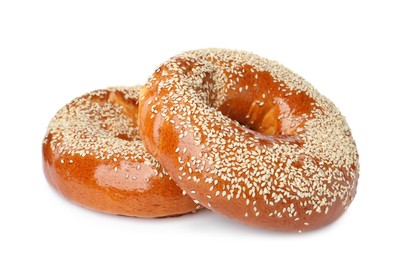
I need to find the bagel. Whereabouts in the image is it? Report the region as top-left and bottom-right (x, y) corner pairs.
(139, 49), (359, 231)
(42, 86), (199, 217)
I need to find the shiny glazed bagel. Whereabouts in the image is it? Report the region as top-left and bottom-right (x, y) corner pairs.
(43, 87), (198, 217)
(139, 49), (359, 232)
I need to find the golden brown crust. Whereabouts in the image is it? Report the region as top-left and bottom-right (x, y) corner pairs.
(42, 86), (198, 217)
(139, 49), (359, 231)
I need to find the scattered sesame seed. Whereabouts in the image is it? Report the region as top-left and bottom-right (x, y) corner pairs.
(43, 86), (198, 215)
(140, 48), (359, 231)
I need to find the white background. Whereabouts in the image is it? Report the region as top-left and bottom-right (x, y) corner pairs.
(1, 0), (398, 259)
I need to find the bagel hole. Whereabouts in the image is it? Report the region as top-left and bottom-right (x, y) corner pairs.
(115, 133), (135, 142)
(109, 91), (139, 127)
(219, 98), (284, 137)
(216, 67), (316, 138)
(108, 90), (140, 142)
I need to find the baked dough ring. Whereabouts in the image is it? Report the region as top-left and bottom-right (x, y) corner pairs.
(43, 87), (198, 217)
(139, 49), (359, 231)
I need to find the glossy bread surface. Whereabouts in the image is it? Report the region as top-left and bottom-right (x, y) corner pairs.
(139, 49), (359, 231)
(43, 87), (198, 217)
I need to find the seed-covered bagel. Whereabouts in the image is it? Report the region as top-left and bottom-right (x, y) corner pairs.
(139, 49), (359, 231)
(43, 87), (198, 217)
